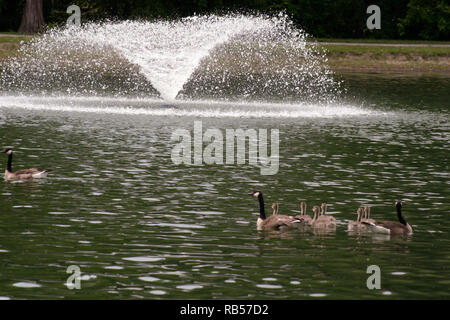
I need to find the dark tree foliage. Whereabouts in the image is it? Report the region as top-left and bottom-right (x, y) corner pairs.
(0, 0), (448, 40)
(0, 0), (25, 31)
(398, 0), (450, 40)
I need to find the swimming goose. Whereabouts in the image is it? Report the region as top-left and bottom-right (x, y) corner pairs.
(363, 201), (413, 235)
(311, 203), (336, 228)
(294, 201), (312, 224)
(272, 202), (279, 215)
(320, 203), (327, 215)
(309, 205), (320, 225)
(2, 148), (49, 181)
(250, 191), (301, 230)
(347, 207), (366, 231)
(361, 206), (376, 224)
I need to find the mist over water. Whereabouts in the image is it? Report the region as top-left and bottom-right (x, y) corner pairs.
(0, 95), (382, 119)
(1, 13), (341, 104)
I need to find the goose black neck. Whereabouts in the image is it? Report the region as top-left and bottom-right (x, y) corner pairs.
(397, 204), (406, 225)
(6, 152), (12, 172)
(258, 194), (266, 220)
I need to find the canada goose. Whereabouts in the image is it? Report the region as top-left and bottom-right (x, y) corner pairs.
(294, 201), (312, 224)
(311, 203), (336, 228)
(363, 201), (413, 235)
(250, 191), (301, 230)
(272, 202), (279, 215)
(347, 207), (367, 231)
(320, 203), (327, 216)
(2, 148), (49, 181)
(361, 206), (376, 224)
(309, 205), (320, 225)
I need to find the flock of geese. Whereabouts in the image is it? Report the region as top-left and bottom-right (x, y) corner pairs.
(1, 148), (413, 236)
(251, 190), (413, 235)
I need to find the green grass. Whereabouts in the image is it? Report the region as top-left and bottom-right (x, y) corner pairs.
(316, 38), (450, 45)
(309, 40), (450, 73)
(318, 44), (450, 57)
(0, 34), (34, 60)
(0, 36), (32, 43)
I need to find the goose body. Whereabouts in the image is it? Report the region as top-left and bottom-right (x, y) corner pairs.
(256, 214), (302, 231)
(2, 149), (49, 181)
(294, 201), (312, 224)
(311, 204), (336, 228)
(363, 201), (413, 235)
(251, 191), (301, 230)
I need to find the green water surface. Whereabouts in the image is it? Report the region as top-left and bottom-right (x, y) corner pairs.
(0, 73), (449, 299)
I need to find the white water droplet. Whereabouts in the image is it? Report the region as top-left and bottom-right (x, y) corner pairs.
(122, 256), (165, 262)
(13, 282), (41, 288)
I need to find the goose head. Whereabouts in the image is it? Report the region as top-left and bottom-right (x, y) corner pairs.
(1, 148), (12, 155)
(312, 205), (320, 220)
(300, 201), (306, 215)
(271, 202), (278, 215)
(250, 190), (262, 199)
(321, 203), (327, 215)
(364, 206), (371, 219)
(251, 190), (266, 220)
(395, 200), (406, 224)
(357, 207), (364, 221)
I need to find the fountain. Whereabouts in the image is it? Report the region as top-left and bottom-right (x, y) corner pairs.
(0, 13), (342, 103)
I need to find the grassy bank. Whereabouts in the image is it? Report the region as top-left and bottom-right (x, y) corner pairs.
(0, 34), (32, 59)
(318, 42), (450, 73)
(1, 33), (449, 74)
(316, 38), (450, 45)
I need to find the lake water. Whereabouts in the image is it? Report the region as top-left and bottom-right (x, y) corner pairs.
(0, 72), (449, 299)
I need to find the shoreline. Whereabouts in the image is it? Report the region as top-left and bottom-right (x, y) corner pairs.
(318, 42), (450, 74)
(326, 54), (450, 74)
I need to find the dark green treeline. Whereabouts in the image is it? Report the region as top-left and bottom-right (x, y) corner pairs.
(0, 0), (448, 40)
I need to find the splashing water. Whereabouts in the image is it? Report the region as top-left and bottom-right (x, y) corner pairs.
(1, 13), (341, 102)
(0, 95), (383, 119)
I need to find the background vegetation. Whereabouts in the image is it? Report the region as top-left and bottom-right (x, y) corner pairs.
(0, 0), (449, 40)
